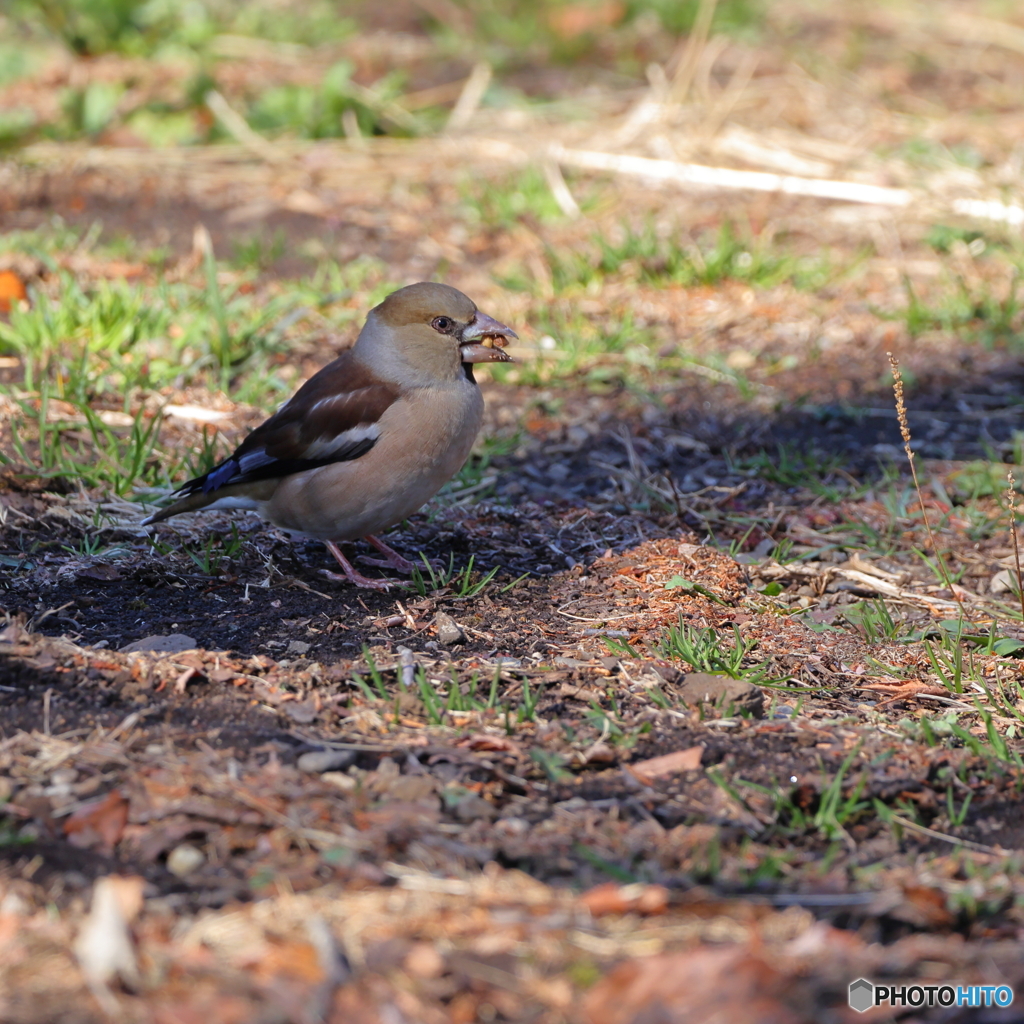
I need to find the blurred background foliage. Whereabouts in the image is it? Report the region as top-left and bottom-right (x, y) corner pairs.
(0, 0), (764, 147)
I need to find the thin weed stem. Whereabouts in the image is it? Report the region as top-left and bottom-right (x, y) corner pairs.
(887, 352), (967, 620)
(1006, 472), (1024, 623)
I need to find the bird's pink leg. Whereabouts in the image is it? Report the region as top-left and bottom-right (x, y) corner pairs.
(321, 540), (394, 591)
(357, 534), (419, 575)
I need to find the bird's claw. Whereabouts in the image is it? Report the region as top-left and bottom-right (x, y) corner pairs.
(357, 554), (417, 574)
(319, 568), (393, 592)
(361, 535), (420, 574)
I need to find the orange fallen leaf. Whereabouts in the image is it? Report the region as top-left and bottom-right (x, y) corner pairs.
(251, 940), (325, 984)
(580, 882), (630, 916)
(0, 270), (27, 313)
(549, 0), (624, 38)
(457, 734), (522, 755)
(630, 745), (703, 779)
(64, 790), (129, 853)
(580, 882), (669, 917)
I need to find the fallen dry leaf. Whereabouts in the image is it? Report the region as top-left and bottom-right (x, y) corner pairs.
(582, 945), (802, 1024)
(457, 734), (523, 755)
(580, 882), (669, 917)
(74, 875), (144, 1007)
(629, 745), (704, 779)
(64, 791), (129, 854)
(548, 0), (625, 38)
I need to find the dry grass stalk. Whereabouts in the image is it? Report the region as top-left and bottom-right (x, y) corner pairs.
(1005, 472), (1024, 623)
(887, 351), (967, 620)
(204, 90), (287, 164)
(668, 0), (719, 106)
(446, 61), (492, 131)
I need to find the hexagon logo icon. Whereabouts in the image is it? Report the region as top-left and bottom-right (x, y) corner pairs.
(849, 978), (874, 1013)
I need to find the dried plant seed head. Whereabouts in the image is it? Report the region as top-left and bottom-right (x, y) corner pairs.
(887, 352), (912, 450)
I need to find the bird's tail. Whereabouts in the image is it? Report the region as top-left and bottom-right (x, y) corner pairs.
(140, 488), (218, 526)
(140, 473), (272, 526)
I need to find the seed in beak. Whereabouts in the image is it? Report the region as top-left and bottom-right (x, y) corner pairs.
(478, 334), (508, 350)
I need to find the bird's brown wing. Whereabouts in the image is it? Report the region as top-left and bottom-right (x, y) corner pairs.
(181, 351), (399, 497)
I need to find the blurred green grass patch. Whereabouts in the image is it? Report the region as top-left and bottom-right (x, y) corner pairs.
(542, 221), (835, 294)
(58, 80), (125, 138)
(899, 267), (1024, 348)
(626, 0), (763, 37)
(248, 61), (420, 139)
(126, 107), (202, 147)
(492, 305), (661, 389)
(10, 0), (205, 57)
(0, 40), (41, 85)
(461, 167), (574, 229)
(948, 461), (1024, 503)
(0, 108), (37, 149)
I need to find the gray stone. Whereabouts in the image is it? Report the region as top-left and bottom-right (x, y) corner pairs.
(433, 612), (464, 645)
(679, 672), (764, 717)
(297, 749), (357, 773)
(455, 793), (497, 822)
(119, 633), (197, 654)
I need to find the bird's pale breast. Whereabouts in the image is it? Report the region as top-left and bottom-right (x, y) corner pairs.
(260, 379), (484, 540)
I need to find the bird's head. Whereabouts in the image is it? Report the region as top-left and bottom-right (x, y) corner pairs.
(360, 282), (517, 384)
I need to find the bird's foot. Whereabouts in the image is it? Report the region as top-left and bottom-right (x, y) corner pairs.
(358, 535), (419, 575)
(319, 568), (393, 592)
(323, 540), (398, 591)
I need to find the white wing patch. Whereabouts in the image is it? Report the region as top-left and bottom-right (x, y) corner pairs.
(302, 422), (381, 459)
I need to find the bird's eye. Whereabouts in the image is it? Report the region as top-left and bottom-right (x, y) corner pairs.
(431, 316), (454, 334)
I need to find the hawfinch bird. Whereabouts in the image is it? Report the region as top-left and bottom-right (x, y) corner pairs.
(142, 282), (516, 589)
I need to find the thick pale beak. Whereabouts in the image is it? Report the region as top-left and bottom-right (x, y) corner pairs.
(460, 312), (517, 364)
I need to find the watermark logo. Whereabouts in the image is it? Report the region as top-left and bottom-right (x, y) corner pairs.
(848, 979), (873, 1013)
(849, 979), (1014, 1012)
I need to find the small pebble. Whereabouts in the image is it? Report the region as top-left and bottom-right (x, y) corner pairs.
(167, 843), (205, 878)
(321, 771), (357, 793)
(119, 633), (197, 654)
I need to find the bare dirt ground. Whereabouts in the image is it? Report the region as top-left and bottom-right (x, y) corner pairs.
(6, 4), (1024, 1022)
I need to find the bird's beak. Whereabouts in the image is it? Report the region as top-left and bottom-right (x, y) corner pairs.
(460, 312), (517, 363)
